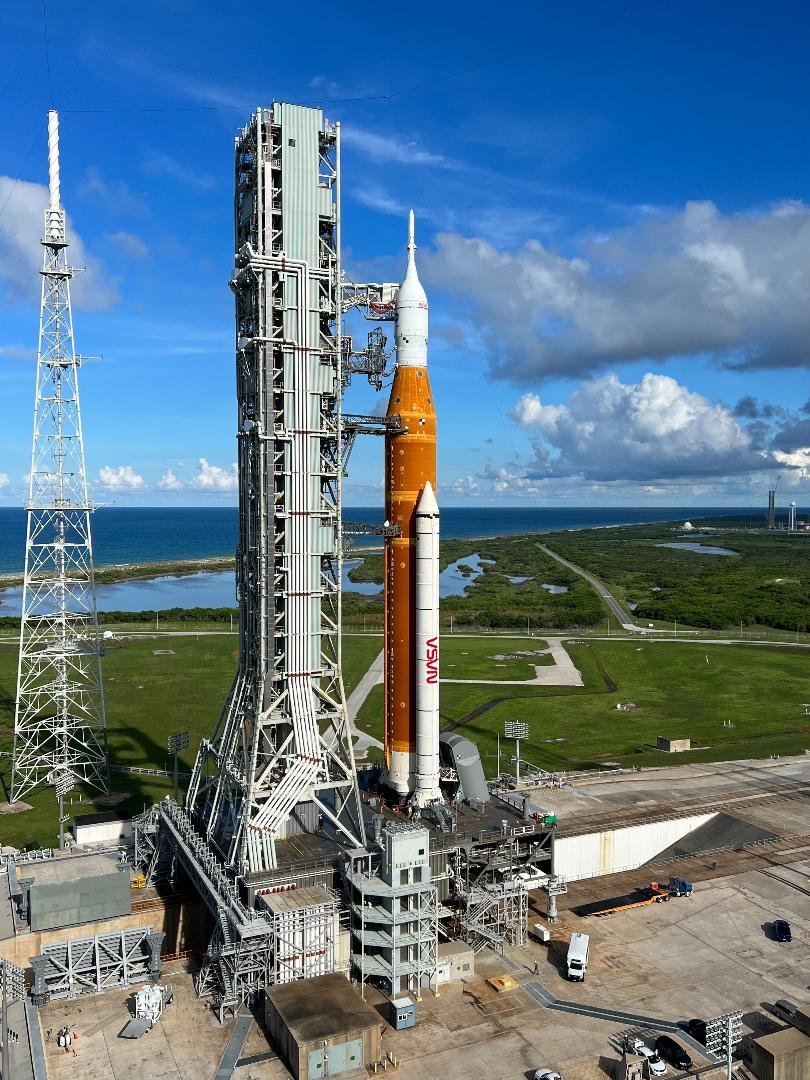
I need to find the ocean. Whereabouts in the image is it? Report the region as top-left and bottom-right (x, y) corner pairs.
(0, 507), (768, 583)
(0, 504), (768, 614)
(0, 505), (764, 577)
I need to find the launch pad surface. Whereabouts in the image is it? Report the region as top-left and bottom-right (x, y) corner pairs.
(32, 836), (810, 1080)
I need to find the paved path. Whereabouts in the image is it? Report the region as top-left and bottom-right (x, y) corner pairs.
(500, 953), (714, 1063)
(538, 543), (655, 634)
(345, 649), (384, 755)
(213, 1009), (253, 1080)
(441, 638), (583, 687)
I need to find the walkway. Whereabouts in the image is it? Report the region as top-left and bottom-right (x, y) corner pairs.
(500, 953), (713, 1063)
(441, 638), (583, 687)
(345, 649), (384, 755)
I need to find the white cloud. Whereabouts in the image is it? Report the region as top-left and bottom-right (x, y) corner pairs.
(97, 464), (145, 490)
(511, 372), (772, 483)
(450, 475), (480, 496)
(0, 473), (9, 489)
(0, 344), (35, 362)
(141, 150), (216, 190)
(77, 168), (146, 216)
(353, 184), (407, 217)
(191, 458), (237, 491)
(0, 177), (119, 310)
(423, 199), (810, 379)
(106, 231), (149, 259)
(342, 127), (448, 167)
(773, 449), (810, 476)
(157, 469), (183, 491)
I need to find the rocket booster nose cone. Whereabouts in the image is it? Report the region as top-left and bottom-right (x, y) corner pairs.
(416, 481), (439, 516)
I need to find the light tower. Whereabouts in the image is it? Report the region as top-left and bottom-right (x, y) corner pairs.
(11, 111), (109, 805)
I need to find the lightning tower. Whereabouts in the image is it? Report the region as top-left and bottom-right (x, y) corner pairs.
(187, 105), (365, 875)
(11, 111), (109, 803)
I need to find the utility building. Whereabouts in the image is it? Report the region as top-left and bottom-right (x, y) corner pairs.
(265, 972), (384, 1079)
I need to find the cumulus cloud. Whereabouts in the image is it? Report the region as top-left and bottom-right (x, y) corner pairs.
(511, 372), (773, 483)
(0, 473), (9, 489)
(97, 465), (145, 490)
(157, 469), (183, 491)
(0, 177), (118, 310)
(191, 458), (237, 491)
(423, 200), (810, 380)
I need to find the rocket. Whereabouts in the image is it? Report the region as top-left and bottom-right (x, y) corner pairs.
(384, 211), (442, 804)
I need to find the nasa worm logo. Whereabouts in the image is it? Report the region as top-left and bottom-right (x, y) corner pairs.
(425, 636), (439, 684)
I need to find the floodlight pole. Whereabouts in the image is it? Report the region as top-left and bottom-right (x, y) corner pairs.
(168, 732), (189, 804)
(58, 789), (65, 851)
(1, 962), (8, 1080)
(725, 1015), (732, 1080)
(515, 735), (522, 785)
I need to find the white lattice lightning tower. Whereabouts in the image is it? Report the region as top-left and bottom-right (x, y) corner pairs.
(11, 110), (109, 803)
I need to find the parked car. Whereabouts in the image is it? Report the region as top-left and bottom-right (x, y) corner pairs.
(655, 1035), (693, 1070)
(534, 1070), (563, 1080)
(773, 999), (798, 1024)
(634, 1043), (667, 1076)
(679, 1018), (707, 1044)
(773, 919), (792, 942)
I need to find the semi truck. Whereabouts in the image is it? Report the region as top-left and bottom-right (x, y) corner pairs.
(567, 932), (589, 981)
(574, 877), (693, 918)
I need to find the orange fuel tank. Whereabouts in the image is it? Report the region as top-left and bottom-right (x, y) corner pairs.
(384, 367), (436, 794)
(383, 210), (436, 796)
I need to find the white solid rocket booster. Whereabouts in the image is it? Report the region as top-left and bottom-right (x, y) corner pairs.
(414, 480), (441, 805)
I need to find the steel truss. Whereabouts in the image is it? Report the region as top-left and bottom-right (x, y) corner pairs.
(12, 111), (108, 802)
(29, 926), (163, 1004)
(134, 799), (275, 1017)
(447, 821), (553, 953)
(186, 105), (365, 876)
(459, 882), (528, 954)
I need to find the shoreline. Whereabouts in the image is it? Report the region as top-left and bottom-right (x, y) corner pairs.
(0, 512), (749, 592)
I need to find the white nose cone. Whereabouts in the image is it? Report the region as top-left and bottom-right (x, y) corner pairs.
(396, 209), (428, 368)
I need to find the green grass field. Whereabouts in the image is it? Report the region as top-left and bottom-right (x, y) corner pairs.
(356, 636), (810, 775)
(0, 632), (382, 851)
(2, 630), (808, 849)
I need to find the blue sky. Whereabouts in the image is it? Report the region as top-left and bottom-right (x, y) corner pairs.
(1, 0), (809, 508)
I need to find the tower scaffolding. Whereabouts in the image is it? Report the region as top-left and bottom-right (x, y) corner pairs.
(186, 104), (364, 876)
(11, 110), (109, 804)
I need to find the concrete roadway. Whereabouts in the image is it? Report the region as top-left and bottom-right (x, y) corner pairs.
(538, 543), (653, 633)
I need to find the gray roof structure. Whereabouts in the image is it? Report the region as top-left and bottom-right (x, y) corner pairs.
(267, 972), (382, 1043)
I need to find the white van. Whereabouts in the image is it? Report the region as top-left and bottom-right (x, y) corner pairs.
(566, 933), (589, 981)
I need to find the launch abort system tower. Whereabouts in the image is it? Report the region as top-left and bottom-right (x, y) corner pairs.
(187, 105), (365, 876)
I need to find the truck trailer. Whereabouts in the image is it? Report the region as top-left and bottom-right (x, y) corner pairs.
(574, 878), (692, 918)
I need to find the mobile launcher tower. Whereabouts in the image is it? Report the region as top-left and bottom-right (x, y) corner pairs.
(136, 102), (554, 1013)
